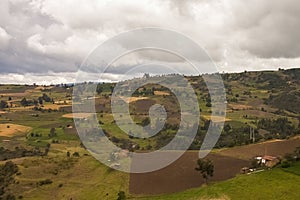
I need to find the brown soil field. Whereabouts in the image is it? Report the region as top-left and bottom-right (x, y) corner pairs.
(62, 113), (92, 119)
(218, 136), (300, 160)
(0, 92), (27, 97)
(132, 99), (156, 113)
(0, 123), (32, 137)
(130, 137), (300, 195)
(129, 151), (249, 195)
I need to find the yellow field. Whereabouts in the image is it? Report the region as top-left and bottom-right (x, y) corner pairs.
(201, 115), (231, 122)
(120, 96), (149, 103)
(62, 113), (92, 119)
(154, 91), (170, 96)
(42, 104), (70, 110)
(0, 123), (32, 137)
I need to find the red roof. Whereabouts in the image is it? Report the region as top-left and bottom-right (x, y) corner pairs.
(262, 155), (277, 161)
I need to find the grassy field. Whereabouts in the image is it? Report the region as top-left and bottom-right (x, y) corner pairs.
(9, 155), (129, 200)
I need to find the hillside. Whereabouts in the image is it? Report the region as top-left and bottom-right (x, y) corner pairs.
(0, 68), (299, 199)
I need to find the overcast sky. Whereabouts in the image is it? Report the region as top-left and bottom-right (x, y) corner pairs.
(0, 0), (300, 84)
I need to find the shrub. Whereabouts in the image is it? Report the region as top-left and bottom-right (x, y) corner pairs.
(117, 191), (126, 200)
(72, 152), (80, 157)
(281, 160), (291, 168)
(37, 179), (53, 186)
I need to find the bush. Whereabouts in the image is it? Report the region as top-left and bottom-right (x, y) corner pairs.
(72, 152), (80, 157)
(37, 179), (53, 186)
(281, 160), (291, 168)
(117, 191), (126, 200)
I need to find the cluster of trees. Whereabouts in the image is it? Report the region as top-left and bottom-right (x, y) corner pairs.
(154, 131), (175, 149)
(0, 100), (8, 109)
(188, 117), (299, 150)
(281, 147), (300, 168)
(0, 161), (19, 200)
(96, 83), (114, 95)
(20, 93), (53, 107)
(108, 117), (299, 152)
(257, 117), (297, 139)
(187, 122), (256, 150)
(132, 87), (154, 96)
(0, 146), (45, 161)
(110, 136), (140, 152)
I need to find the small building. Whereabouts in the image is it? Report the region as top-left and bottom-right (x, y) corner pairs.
(254, 155), (280, 168)
(241, 167), (250, 174)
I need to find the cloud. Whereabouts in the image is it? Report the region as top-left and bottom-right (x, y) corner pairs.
(0, 71), (127, 85)
(0, 27), (12, 49)
(229, 0), (300, 59)
(0, 0), (300, 83)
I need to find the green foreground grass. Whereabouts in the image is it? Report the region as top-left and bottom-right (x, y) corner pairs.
(13, 155), (129, 200)
(131, 162), (300, 200)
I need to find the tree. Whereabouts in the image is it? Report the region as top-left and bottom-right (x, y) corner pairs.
(195, 158), (214, 184)
(44, 143), (51, 156)
(20, 98), (28, 107)
(96, 84), (103, 94)
(38, 97), (43, 105)
(49, 128), (56, 137)
(141, 117), (150, 126)
(33, 99), (38, 106)
(42, 93), (51, 102)
(0, 100), (8, 109)
(117, 191), (126, 200)
(73, 152), (80, 157)
(223, 123), (232, 133)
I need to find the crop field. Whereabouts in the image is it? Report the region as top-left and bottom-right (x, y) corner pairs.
(129, 152), (250, 195)
(218, 137), (300, 160)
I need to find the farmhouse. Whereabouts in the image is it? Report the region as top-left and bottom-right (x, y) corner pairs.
(255, 155), (280, 168)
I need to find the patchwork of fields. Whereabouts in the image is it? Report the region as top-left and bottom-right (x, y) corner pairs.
(0, 69), (300, 199)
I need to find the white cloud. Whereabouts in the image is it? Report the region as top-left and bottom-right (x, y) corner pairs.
(0, 0), (300, 83)
(0, 26), (12, 49)
(27, 34), (45, 53)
